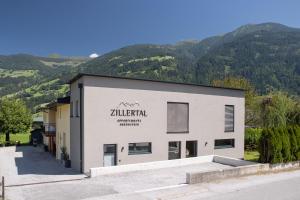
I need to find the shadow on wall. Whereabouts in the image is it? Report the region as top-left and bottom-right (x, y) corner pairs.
(14, 146), (80, 175)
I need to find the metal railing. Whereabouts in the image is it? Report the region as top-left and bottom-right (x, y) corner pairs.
(44, 123), (56, 134)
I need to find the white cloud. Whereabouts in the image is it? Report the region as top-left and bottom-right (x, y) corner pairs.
(89, 53), (99, 58)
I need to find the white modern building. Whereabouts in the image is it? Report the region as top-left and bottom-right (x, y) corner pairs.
(69, 74), (245, 173)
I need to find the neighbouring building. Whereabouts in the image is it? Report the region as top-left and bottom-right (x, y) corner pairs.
(68, 74), (245, 173)
(55, 96), (71, 160)
(42, 102), (57, 155)
(42, 96), (70, 160)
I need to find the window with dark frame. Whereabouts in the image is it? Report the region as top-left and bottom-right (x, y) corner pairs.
(186, 140), (197, 158)
(128, 142), (152, 155)
(167, 102), (189, 133)
(225, 105), (234, 132)
(168, 141), (181, 160)
(214, 139), (235, 149)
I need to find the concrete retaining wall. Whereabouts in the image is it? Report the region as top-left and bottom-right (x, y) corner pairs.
(186, 164), (269, 184)
(187, 160), (300, 184)
(213, 155), (255, 166)
(90, 154), (300, 179)
(90, 155), (214, 177)
(269, 161), (300, 170)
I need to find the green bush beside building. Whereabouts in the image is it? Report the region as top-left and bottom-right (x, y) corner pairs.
(258, 126), (300, 164)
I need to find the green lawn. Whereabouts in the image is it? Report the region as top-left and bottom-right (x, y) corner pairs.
(0, 133), (30, 145)
(244, 150), (260, 162)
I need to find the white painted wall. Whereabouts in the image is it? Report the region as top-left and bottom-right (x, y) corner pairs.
(70, 76), (245, 173)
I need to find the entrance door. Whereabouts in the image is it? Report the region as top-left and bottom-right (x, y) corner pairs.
(186, 140), (197, 158)
(168, 141), (181, 160)
(103, 144), (117, 167)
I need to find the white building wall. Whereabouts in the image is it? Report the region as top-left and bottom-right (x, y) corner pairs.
(71, 76), (245, 173)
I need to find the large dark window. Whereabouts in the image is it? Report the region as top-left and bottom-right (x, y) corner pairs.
(167, 102), (189, 133)
(128, 142), (152, 155)
(225, 105), (234, 132)
(214, 139), (235, 149)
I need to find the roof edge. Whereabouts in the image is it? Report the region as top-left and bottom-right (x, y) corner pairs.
(67, 73), (245, 92)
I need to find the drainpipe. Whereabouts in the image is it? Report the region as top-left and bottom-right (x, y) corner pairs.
(78, 83), (83, 173)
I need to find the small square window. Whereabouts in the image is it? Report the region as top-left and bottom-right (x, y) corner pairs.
(214, 139), (235, 149)
(128, 142), (152, 155)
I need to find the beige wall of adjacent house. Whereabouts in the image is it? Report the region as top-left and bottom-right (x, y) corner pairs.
(70, 76), (245, 173)
(43, 109), (56, 124)
(56, 104), (70, 160)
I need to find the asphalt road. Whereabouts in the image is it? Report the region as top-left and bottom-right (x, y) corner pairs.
(133, 169), (300, 200)
(84, 168), (300, 200)
(204, 176), (300, 200)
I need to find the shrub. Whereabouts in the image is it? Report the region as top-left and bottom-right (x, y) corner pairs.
(259, 126), (300, 164)
(294, 125), (300, 160)
(270, 128), (283, 163)
(280, 128), (292, 162)
(245, 128), (262, 151)
(288, 126), (298, 160)
(258, 128), (271, 163)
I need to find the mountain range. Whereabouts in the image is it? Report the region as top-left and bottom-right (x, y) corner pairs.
(1, 22), (299, 111)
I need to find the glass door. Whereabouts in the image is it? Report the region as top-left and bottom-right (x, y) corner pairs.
(103, 144), (117, 167)
(186, 140), (197, 158)
(168, 141), (181, 160)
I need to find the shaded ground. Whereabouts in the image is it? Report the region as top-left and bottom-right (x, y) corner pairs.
(0, 146), (86, 186)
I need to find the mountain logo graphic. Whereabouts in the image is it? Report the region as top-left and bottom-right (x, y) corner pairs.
(117, 102), (140, 108)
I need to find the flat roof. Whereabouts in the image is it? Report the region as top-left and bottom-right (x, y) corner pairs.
(38, 96), (70, 112)
(57, 96), (70, 104)
(68, 73), (245, 92)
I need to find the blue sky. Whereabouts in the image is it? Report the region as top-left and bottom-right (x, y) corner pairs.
(1, 0), (300, 57)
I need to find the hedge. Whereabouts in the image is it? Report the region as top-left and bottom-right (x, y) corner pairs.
(258, 126), (300, 163)
(245, 128), (262, 150)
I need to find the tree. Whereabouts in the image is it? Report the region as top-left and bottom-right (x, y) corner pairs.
(259, 91), (297, 128)
(0, 98), (32, 143)
(212, 77), (257, 125)
(287, 98), (300, 125)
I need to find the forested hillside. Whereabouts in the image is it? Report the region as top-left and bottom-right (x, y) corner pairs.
(79, 23), (300, 94)
(1, 22), (300, 111)
(0, 54), (87, 109)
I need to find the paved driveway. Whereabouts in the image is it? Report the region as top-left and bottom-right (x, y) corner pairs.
(0, 146), (86, 186)
(0, 146), (232, 200)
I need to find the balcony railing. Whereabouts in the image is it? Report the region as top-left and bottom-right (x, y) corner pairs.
(44, 123), (56, 135)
